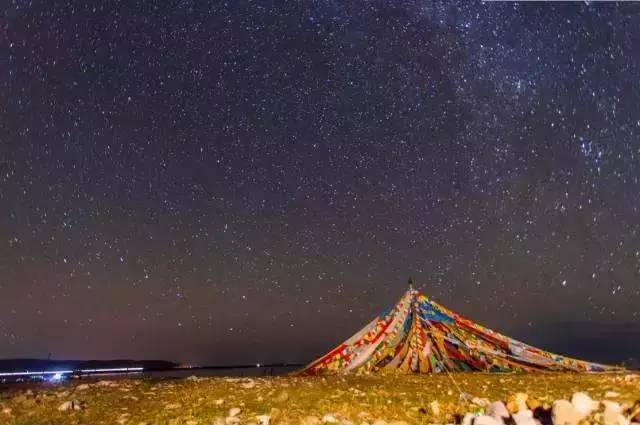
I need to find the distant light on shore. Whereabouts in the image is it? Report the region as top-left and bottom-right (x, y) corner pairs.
(0, 367), (144, 379)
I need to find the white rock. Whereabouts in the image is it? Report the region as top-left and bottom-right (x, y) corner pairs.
(76, 384), (90, 391)
(58, 401), (73, 411)
(515, 409), (533, 418)
(185, 420), (198, 425)
(553, 400), (581, 425)
(323, 414), (339, 423)
(604, 403), (630, 425)
(487, 401), (510, 419)
(472, 416), (503, 425)
(225, 417), (241, 425)
(228, 407), (241, 417)
(605, 391), (621, 398)
(461, 413), (476, 425)
(2, 407), (12, 415)
(214, 398), (224, 405)
(256, 414), (270, 425)
(572, 392), (599, 418)
(430, 400), (441, 416)
(512, 410), (538, 425)
(603, 401), (622, 413)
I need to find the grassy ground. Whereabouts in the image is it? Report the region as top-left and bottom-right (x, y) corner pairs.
(1, 372), (638, 424)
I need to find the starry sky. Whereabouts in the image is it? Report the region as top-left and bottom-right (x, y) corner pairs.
(1, 1), (640, 367)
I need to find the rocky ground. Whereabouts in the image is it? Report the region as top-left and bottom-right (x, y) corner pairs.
(0, 372), (639, 425)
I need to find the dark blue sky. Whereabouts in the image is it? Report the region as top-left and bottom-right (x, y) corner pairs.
(1, 1), (639, 366)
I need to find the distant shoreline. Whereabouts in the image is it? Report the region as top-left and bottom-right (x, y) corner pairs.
(0, 359), (304, 383)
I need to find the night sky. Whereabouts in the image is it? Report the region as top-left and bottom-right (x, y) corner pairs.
(2, 1), (640, 367)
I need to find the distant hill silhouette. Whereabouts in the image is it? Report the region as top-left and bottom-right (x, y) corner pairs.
(0, 358), (177, 372)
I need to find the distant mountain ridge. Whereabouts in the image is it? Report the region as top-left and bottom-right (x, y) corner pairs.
(0, 358), (178, 372)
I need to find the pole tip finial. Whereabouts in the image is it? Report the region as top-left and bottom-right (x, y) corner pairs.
(408, 277), (413, 289)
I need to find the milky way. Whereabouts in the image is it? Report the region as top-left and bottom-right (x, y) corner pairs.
(1, 1), (639, 366)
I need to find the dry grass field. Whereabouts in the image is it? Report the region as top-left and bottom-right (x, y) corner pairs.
(1, 372), (639, 425)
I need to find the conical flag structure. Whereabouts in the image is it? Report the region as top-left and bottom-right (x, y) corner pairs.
(298, 285), (621, 374)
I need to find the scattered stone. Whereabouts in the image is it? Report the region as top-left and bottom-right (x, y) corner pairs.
(185, 420), (199, 425)
(2, 407), (12, 415)
(487, 401), (510, 420)
(553, 400), (582, 425)
(604, 402), (629, 425)
(225, 417), (241, 425)
(371, 421), (388, 425)
(76, 384), (90, 391)
(214, 398), (224, 405)
(430, 400), (442, 416)
(323, 414), (339, 423)
(58, 400), (85, 412)
(605, 391), (621, 398)
(256, 414), (271, 425)
(229, 407), (242, 417)
(603, 401), (622, 412)
(461, 413), (476, 425)
(117, 413), (131, 425)
(164, 403), (182, 410)
(513, 409), (538, 425)
(58, 401), (73, 411)
(472, 415), (504, 425)
(572, 393), (599, 419)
